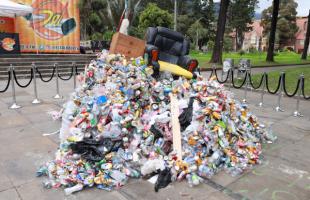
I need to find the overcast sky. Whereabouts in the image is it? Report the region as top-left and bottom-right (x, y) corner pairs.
(213, 0), (310, 16)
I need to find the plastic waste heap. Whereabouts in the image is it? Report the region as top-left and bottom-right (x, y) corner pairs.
(36, 50), (277, 195)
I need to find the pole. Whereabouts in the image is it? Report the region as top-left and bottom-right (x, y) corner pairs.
(242, 71), (249, 103)
(53, 63), (61, 99)
(73, 62), (77, 89)
(32, 62), (41, 104)
(275, 72), (284, 112)
(258, 73), (266, 107)
(9, 64), (21, 109)
(293, 74), (303, 117)
(174, 0), (177, 31)
(228, 68), (232, 91)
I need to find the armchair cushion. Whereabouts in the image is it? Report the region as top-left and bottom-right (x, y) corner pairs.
(145, 26), (198, 74)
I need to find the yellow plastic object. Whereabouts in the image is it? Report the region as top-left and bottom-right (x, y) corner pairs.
(157, 60), (193, 79)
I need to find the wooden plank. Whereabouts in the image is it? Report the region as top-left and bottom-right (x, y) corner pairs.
(109, 32), (146, 58)
(170, 93), (182, 160)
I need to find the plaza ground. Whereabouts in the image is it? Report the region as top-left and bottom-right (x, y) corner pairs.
(0, 77), (310, 200)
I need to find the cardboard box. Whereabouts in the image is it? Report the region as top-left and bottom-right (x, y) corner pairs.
(109, 32), (146, 58)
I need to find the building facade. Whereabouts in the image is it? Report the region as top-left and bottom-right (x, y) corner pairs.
(233, 17), (309, 54)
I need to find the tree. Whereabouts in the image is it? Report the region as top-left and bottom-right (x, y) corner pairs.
(187, 21), (208, 50)
(137, 3), (173, 35)
(265, 0), (280, 62)
(227, 0), (258, 51)
(301, 10), (310, 60)
(79, 0), (143, 40)
(79, 0), (107, 40)
(191, 0), (216, 50)
(261, 0), (298, 50)
(210, 0), (230, 63)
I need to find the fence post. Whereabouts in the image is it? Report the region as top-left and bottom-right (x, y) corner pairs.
(275, 72), (285, 112)
(242, 71), (249, 103)
(53, 63), (61, 99)
(228, 68), (232, 91)
(73, 62), (77, 89)
(293, 74), (303, 117)
(9, 64), (21, 109)
(31, 62), (41, 104)
(258, 73), (266, 107)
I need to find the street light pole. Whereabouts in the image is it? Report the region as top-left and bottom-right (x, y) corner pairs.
(174, 0), (177, 31)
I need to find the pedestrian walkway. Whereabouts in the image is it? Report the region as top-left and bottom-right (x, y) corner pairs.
(0, 79), (309, 200)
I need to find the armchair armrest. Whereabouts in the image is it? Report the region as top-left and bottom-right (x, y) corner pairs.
(178, 56), (199, 72)
(145, 44), (160, 78)
(145, 44), (158, 56)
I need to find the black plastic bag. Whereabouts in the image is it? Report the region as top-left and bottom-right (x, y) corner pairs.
(154, 168), (172, 192)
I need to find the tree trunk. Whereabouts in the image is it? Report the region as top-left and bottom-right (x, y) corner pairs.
(236, 29), (244, 51)
(210, 0), (230, 64)
(301, 10), (310, 60)
(266, 0), (280, 62)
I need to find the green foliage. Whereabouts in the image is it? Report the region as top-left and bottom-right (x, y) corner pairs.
(238, 50), (246, 56)
(103, 31), (115, 41)
(79, 0), (143, 40)
(248, 46), (258, 53)
(261, 0), (298, 49)
(187, 21), (208, 49)
(177, 15), (195, 36)
(191, 0), (216, 48)
(223, 36), (233, 52)
(138, 3), (173, 35)
(207, 40), (215, 52)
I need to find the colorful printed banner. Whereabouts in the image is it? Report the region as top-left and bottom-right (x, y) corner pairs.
(0, 17), (15, 33)
(13, 0), (80, 53)
(0, 33), (21, 54)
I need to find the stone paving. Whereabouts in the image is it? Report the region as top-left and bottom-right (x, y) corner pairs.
(0, 78), (310, 200)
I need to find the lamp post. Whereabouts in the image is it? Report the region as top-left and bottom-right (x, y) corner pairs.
(174, 0), (177, 31)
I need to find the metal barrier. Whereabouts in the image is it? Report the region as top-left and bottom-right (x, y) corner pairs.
(1, 62), (77, 109)
(210, 66), (309, 117)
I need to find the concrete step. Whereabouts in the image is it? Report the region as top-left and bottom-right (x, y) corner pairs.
(0, 54), (97, 59)
(0, 67), (85, 80)
(0, 63), (87, 71)
(0, 61), (90, 67)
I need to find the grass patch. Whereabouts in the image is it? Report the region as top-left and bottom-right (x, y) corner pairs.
(249, 66), (310, 96)
(190, 51), (310, 68)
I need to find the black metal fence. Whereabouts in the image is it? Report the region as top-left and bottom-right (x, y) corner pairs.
(209, 66), (308, 117)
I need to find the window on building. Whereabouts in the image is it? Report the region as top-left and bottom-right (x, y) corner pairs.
(300, 40), (304, 45)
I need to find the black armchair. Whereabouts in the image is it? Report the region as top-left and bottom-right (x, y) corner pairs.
(145, 27), (199, 77)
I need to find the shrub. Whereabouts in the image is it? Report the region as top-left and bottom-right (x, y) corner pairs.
(238, 50), (246, 56)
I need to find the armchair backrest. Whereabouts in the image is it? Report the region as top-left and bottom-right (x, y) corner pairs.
(146, 27), (190, 57)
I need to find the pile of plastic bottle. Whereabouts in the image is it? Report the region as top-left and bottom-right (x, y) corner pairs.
(36, 51), (276, 195)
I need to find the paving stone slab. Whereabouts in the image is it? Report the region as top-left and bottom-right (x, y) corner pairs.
(0, 114), (29, 129)
(227, 155), (310, 200)
(119, 180), (217, 200)
(0, 188), (20, 200)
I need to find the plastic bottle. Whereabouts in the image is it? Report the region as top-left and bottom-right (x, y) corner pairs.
(186, 174), (193, 187)
(64, 184), (83, 195)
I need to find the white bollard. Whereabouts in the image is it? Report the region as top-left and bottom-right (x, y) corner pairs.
(32, 63), (41, 104)
(9, 64), (21, 109)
